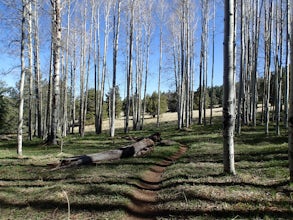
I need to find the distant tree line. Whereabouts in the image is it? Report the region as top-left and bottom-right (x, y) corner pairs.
(3, 75), (292, 135)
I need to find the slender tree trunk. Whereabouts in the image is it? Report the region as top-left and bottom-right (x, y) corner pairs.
(157, 25), (162, 127)
(111, 0), (121, 137)
(288, 0), (293, 182)
(274, 0), (281, 136)
(179, 1), (186, 129)
(97, 1), (111, 134)
(70, 61), (76, 134)
(62, 0), (71, 137)
(199, 0), (208, 125)
(210, 0), (215, 125)
(125, 0), (134, 134)
(50, 0), (61, 145)
(237, 0), (244, 134)
(284, 0), (290, 129)
(185, 7), (190, 129)
(79, 3), (86, 137)
(141, 28), (151, 130)
(46, 40), (53, 140)
(83, 0), (94, 136)
(95, 4), (101, 134)
(223, 0), (236, 175)
(28, 0), (33, 141)
(18, 0), (28, 156)
(33, 0), (42, 138)
(264, 0), (273, 135)
(202, 0), (209, 126)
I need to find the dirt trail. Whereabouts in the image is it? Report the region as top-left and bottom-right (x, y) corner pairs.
(125, 145), (188, 220)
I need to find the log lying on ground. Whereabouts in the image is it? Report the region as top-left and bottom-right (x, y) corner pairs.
(49, 133), (161, 170)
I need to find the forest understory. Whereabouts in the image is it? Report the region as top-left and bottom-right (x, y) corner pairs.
(0, 115), (292, 219)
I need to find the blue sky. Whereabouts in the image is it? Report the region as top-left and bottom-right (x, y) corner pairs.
(0, 0), (225, 97)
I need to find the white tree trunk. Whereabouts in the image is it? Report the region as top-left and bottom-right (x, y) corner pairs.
(110, 0), (121, 137)
(125, 0), (134, 134)
(264, 0), (273, 135)
(33, 0), (42, 138)
(62, 0), (71, 137)
(284, 0), (291, 128)
(223, 0), (236, 175)
(288, 0), (293, 183)
(97, 1), (111, 134)
(18, 0), (28, 156)
(51, 0), (61, 145)
(28, 0), (33, 140)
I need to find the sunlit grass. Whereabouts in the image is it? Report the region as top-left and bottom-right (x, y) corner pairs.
(0, 117), (292, 219)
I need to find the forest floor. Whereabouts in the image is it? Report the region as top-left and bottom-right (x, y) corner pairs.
(0, 115), (292, 219)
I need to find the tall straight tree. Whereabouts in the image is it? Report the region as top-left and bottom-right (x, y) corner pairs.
(18, 0), (28, 156)
(97, 0), (112, 134)
(33, 0), (42, 138)
(110, 0), (121, 137)
(284, 0), (291, 128)
(50, 0), (61, 145)
(210, 0), (216, 125)
(62, 0), (71, 137)
(264, 0), (273, 135)
(83, 0), (95, 136)
(70, 30), (77, 134)
(198, 0), (209, 125)
(223, 0), (236, 175)
(141, 0), (154, 130)
(28, 0), (33, 140)
(156, 0), (167, 128)
(236, 0), (245, 134)
(251, 0), (262, 127)
(274, 0), (282, 136)
(79, 1), (87, 137)
(125, 0), (134, 134)
(288, 0), (293, 183)
(132, 0), (143, 131)
(95, 1), (101, 134)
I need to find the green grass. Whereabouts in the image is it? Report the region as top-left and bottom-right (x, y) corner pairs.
(0, 118), (292, 219)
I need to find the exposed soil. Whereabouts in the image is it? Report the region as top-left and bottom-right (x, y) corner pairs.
(125, 145), (188, 220)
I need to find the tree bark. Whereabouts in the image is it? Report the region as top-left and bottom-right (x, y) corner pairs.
(17, 0), (28, 156)
(97, 1), (111, 134)
(223, 0), (236, 175)
(210, 0), (215, 125)
(33, 0), (42, 138)
(264, 0), (273, 135)
(288, 0), (293, 183)
(28, 0), (33, 141)
(125, 0), (134, 134)
(236, 0), (244, 134)
(50, 0), (61, 145)
(111, 0), (121, 137)
(62, 0), (71, 137)
(51, 133), (161, 169)
(284, 0), (291, 129)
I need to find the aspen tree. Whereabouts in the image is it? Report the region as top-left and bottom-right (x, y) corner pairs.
(33, 0), (42, 138)
(288, 0), (293, 183)
(223, 0), (236, 175)
(50, 0), (61, 145)
(110, 0), (121, 137)
(18, 0), (28, 156)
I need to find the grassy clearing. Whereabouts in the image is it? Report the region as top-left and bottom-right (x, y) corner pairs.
(0, 118), (292, 219)
(158, 119), (292, 219)
(0, 126), (179, 219)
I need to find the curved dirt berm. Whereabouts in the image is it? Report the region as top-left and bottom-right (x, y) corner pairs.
(125, 145), (188, 220)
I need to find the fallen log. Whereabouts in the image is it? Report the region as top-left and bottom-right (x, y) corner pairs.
(49, 134), (160, 170)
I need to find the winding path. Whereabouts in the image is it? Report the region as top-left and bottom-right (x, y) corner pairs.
(125, 145), (188, 219)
